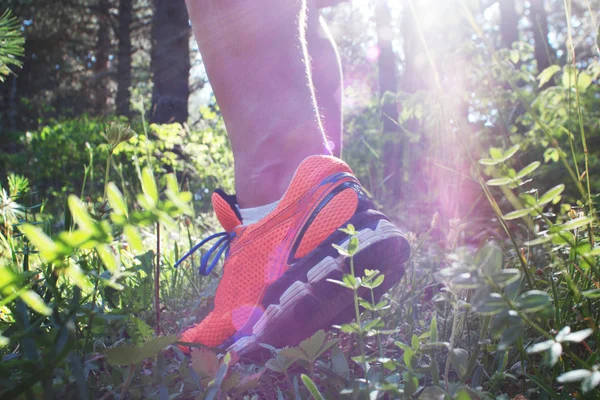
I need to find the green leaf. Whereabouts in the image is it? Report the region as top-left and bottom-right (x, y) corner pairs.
(326, 278), (353, 289)
(20, 290), (52, 316)
(502, 144), (520, 161)
(279, 346), (308, 361)
(518, 290), (551, 312)
(339, 224), (357, 235)
(489, 147), (503, 159)
(191, 348), (220, 379)
(107, 183), (128, 217)
(301, 374), (325, 400)
(347, 237), (359, 256)
(492, 269), (521, 287)
(68, 195), (95, 233)
(577, 72), (593, 92)
(370, 274), (384, 289)
(411, 334), (420, 350)
(403, 346), (416, 369)
(544, 148), (560, 163)
(124, 225), (144, 253)
(503, 208), (533, 220)
(524, 235), (553, 246)
(537, 65), (561, 87)
(486, 177), (513, 186)
(342, 274), (359, 289)
(141, 167), (159, 206)
(474, 293), (507, 315)
(582, 289), (600, 299)
(96, 244), (119, 273)
(456, 387), (481, 400)
(479, 158), (501, 166)
(477, 244), (503, 277)
(332, 244), (349, 257)
(417, 386), (445, 400)
(551, 216), (594, 233)
(65, 264), (93, 290)
(358, 299), (375, 311)
(450, 348), (469, 378)
(331, 346), (350, 381)
(20, 224), (62, 262)
(515, 161), (540, 179)
(430, 313), (438, 343)
(204, 362), (229, 400)
(538, 184), (565, 206)
(104, 335), (177, 365)
(299, 330), (326, 360)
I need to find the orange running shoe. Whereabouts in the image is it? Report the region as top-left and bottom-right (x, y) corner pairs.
(176, 155), (410, 357)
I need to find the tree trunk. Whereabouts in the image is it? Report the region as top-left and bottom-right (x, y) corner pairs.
(499, 0), (518, 48)
(375, 0), (401, 196)
(530, 0), (551, 74)
(116, 0), (133, 117)
(150, 0), (190, 124)
(94, 0), (111, 113)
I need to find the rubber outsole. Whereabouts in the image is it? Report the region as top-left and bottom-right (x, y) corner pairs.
(225, 219), (410, 359)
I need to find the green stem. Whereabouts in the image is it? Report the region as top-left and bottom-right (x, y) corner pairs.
(370, 287), (384, 360)
(461, 315), (490, 383)
(350, 256), (368, 385)
(103, 151), (112, 201)
(444, 304), (460, 393)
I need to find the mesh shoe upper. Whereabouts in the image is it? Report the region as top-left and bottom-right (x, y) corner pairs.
(179, 155), (360, 348)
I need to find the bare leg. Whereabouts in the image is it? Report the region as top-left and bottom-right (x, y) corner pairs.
(306, 12), (343, 158)
(185, 0), (331, 208)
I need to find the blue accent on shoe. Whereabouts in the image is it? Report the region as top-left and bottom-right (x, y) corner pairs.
(174, 231), (236, 276)
(318, 172), (354, 186)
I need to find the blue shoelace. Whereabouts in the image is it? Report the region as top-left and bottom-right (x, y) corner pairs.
(173, 231), (236, 276)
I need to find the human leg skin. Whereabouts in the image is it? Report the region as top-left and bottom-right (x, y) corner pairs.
(306, 11), (343, 158)
(185, 0), (330, 208)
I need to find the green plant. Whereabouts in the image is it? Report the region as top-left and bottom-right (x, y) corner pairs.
(0, 9), (24, 82)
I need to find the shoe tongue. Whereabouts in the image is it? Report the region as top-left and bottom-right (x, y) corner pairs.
(211, 189), (243, 232)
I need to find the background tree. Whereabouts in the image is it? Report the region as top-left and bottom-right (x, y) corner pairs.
(150, 0), (190, 124)
(116, 0), (133, 116)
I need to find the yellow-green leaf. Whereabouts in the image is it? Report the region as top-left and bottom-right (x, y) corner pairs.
(515, 161), (540, 179)
(503, 208), (533, 220)
(486, 177), (512, 186)
(68, 195), (95, 233)
(577, 72), (592, 92)
(97, 244), (119, 273)
(107, 183), (128, 217)
(124, 225), (144, 253)
(141, 168), (158, 205)
(537, 65), (560, 87)
(20, 290), (52, 316)
(20, 224), (62, 262)
(66, 263), (93, 291)
(538, 184), (565, 206)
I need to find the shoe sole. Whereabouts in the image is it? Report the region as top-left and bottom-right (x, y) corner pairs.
(226, 219), (410, 359)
